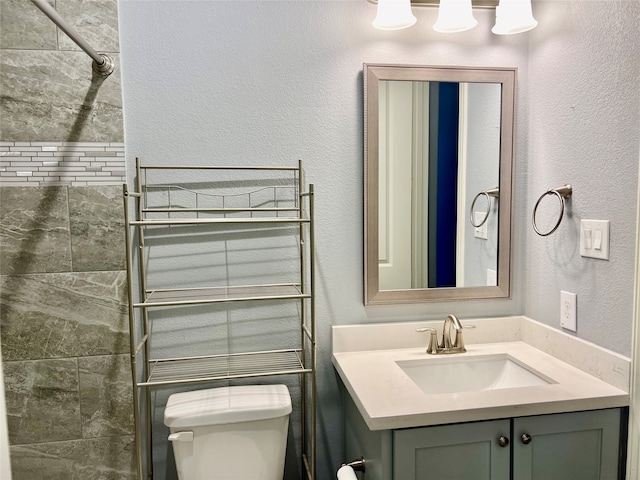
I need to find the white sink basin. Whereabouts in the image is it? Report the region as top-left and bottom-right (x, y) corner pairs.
(397, 354), (552, 395)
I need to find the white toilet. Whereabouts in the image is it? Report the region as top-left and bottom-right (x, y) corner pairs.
(164, 384), (292, 480)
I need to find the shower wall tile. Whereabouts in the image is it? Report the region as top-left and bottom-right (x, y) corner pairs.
(0, 271), (129, 361)
(0, 186), (72, 274)
(2, 0), (133, 473)
(3, 358), (82, 444)
(69, 185), (125, 271)
(0, 50), (123, 142)
(0, 141), (126, 187)
(9, 435), (137, 480)
(0, 0), (57, 50)
(57, 0), (120, 53)
(78, 354), (133, 438)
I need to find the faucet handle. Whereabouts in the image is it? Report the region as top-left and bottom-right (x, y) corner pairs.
(416, 327), (439, 354)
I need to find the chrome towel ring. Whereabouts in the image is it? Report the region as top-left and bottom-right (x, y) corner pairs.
(532, 184), (572, 236)
(470, 187), (500, 228)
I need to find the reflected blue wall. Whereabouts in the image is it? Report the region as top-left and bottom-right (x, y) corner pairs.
(428, 82), (459, 288)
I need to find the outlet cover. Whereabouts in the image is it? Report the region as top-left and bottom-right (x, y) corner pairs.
(560, 290), (577, 332)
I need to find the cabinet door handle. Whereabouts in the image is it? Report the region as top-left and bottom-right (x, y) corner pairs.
(521, 433), (532, 445)
(498, 436), (509, 447)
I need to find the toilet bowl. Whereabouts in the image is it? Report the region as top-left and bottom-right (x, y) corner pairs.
(164, 384), (292, 480)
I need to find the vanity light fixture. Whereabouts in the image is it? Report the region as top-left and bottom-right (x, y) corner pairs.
(492, 0), (538, 34)
(433, 0), (478, 33)
(372, 0), (417, 30)
(369, 0), (537, 35)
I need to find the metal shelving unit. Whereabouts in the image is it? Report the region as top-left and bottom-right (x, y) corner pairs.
(123, 159), (316, 479)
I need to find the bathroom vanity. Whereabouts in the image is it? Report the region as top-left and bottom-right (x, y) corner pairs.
(345, 396), (623, 480)
(333, 317), (630, 480)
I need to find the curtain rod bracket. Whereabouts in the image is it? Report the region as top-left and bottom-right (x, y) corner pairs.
(92, 54), (115, 76)
(31, 0), (115, 77)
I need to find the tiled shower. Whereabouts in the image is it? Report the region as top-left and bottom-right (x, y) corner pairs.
(0, 0), (136, 477)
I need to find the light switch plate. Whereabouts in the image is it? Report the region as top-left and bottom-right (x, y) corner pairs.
(580, 219), (610, 260)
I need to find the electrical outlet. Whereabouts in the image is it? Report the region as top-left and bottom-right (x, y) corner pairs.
(560, 290), (577, 332)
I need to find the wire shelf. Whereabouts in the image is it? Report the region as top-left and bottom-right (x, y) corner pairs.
(124, 161), (316, 479)
(136, 284), (309, 307)
(130, 217), (309, 226)
(142, 349), (309, 387)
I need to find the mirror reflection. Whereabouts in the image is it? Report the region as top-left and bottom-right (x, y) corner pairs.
(378, 80), (500, 290)
(365, 64), (515, 305)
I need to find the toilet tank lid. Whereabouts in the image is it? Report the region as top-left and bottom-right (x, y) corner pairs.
(163, 384), (292, 428)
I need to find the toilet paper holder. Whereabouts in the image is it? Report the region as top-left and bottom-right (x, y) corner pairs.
(342, 457), (365, 472)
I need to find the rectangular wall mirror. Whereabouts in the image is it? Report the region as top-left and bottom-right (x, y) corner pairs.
(364, 64), (516, 305)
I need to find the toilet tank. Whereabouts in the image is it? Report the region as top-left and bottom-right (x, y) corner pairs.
(164, 384), (292, 480)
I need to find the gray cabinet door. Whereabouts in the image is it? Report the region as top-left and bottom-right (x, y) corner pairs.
(393, 419), (511, 480)
(513, 409), (621, 480)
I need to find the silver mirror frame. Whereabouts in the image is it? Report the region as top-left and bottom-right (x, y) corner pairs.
(364, 64), (516, 305)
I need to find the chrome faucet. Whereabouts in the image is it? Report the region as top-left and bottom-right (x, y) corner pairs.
(416, 315), (473, 355)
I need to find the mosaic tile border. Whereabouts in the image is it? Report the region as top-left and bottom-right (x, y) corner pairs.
(0, 141), (125, 187)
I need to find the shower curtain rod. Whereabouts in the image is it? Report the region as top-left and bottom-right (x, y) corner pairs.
(31, 0), (115, 76)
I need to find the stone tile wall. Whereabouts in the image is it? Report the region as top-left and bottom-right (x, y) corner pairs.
(0, 0), (123, 143)
(0, 0), (135, 477)
(0, 186), (135, 479)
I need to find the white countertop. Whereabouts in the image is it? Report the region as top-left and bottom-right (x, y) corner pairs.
(333, 333), (629, 431)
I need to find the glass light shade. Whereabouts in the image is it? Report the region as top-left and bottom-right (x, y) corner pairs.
(433, 0), (478, 33)
(372, 0), (417, 30)
(492, 0), (538, 34)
